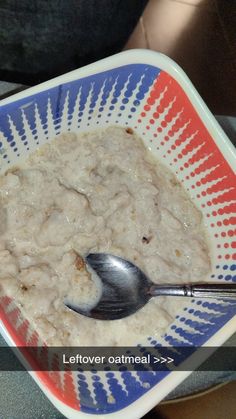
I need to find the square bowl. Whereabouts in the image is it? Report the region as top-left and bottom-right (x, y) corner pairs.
(0, 49), (235, 418)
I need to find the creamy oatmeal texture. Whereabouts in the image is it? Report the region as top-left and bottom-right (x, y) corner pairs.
(0, 126), (210, 346)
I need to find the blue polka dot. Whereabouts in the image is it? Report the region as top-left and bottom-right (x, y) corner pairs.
(122, 98), (129, 104)
(133, 100), (140, 106)
(223, 265), (228, 270)
(230, 265), (236, 271)
(99, 107), (104, 112)
(225, 275), (232, 281)
(216, 265), (220, 269)
(218, 275), (223, 279)
(232, 275), (236, 281)
(120, 106), (125, 111)
(136, 93), (144, 100)
(131, 107), (136, 112)
(109, 105), (115, 111)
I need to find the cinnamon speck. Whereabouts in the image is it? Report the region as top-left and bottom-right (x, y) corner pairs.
(75, 253), (85, 270)
(126, 127), (133, 135)
(142, 236), (152, 244)
(175, 249), (181, 257)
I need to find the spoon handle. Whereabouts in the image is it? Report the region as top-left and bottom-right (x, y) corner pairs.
(149, 283), (236, 299)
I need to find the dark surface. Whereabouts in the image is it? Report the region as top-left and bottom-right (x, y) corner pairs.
(0, 0), (148, 85)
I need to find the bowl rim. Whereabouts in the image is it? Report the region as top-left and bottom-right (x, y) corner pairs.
(0, 49), (235, 418)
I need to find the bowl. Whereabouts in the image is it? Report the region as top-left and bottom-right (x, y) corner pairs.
(0, 49), (235, 419)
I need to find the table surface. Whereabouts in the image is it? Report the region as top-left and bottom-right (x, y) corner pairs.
(0, 81), (235, 419)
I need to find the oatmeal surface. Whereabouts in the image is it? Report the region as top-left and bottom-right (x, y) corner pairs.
(0, 126), (210, 345)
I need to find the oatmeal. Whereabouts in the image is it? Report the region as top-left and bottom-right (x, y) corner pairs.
(0, 127), (210, 345)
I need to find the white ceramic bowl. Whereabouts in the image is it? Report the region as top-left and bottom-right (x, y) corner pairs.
(0, 50), (235, 419)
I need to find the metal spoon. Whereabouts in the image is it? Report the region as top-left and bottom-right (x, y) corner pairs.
(65, 253), (236, 320)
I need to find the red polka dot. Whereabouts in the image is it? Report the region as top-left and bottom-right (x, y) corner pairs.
(141, 112), (146, 117)
(224, 243), (229, 248)
(144, 105), (151, 111)
(214, 233), (218, 238)
(157, 127), (162, 133)
(146, 126), (150, 130)
(225, 254), (230, 260)
(147, 98), (155, 105)
(217, 221), (222, 226)
(150, 119), (155, 125)
(233, 253), (236, 260)
(153, 112), (159, 119)
(221, 232), (226, 237)
(232, 241), (236, 248)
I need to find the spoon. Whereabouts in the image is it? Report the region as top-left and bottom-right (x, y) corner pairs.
(65, 253), (236, 320)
